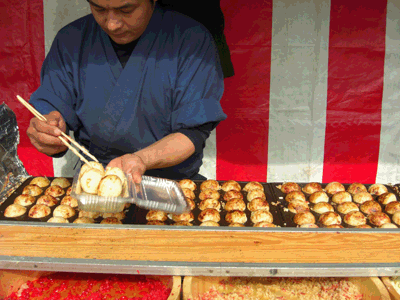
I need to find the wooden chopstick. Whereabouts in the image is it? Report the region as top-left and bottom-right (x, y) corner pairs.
(58, 136), (90, 165)
(16, 95), (97, 164)
(17, 95), (46, 122)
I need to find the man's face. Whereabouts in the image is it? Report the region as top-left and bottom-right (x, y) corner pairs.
(88, 0), (155, 44)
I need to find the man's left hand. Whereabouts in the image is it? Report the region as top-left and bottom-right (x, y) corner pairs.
(107, 154), (147, 183)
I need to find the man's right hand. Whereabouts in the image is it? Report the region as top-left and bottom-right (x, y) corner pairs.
(27, 111), (68, 156)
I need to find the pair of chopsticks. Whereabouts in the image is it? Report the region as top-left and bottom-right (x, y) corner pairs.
(16, 95), (98, 165)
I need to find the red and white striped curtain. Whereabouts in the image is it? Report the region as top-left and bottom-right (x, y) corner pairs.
(2, 0), (399, 184)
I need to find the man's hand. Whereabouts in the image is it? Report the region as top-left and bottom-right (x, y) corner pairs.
(107, 154), (147, 183)
(27, 111), (68, 156)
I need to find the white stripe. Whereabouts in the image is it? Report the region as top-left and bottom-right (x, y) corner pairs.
(43, 0), (91, 54)
(376, 0), (400, 184)
(43, 0), (91, 177)
(200, 130), (217, 179)
(267, 0), (330, 182)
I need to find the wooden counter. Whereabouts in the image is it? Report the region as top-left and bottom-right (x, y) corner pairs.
(1, 223), (400, 264)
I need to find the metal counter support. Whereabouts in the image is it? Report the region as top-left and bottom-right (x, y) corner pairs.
(0, 256), (399, 277)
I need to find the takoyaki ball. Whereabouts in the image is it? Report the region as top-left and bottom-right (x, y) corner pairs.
(229, 223), (245, 227)
(254, 222), (277, 228)
(80, 169), (103, 194)
(66, 186), (72, 196)
(146, 221), (165, 226)
(356, 225), (372, 229)
(299, 223), (319, 228)
(302, 182), (323, 195)
(221, 180), (241, 192)
(30, 177), (50, 188)
(392, 211), (400, 226)
(288, 199), (309, 214)
(336, 202), (359, 215)
(199, 189), (220, 201)
(198, 198), (221, 211)
(223, 190), (243, 202)
(45, 185), (65, 198)
(200, 180), (220, 191)
(146, 210), (168, 222)
(386, 202), (400, 215)
(79, 210), (101, 219)
(198, 208), (220, 223)
(179, 179), (196, 191)
(51, 177), (71, 189)
(353, 192), (374, 204)
(368, 212), (391, 227)
(101, 217), (122, 224)
(243, 181), (264, 192)
(14, 194), (35, 206)
(344, 211), (366, 227)
(61, 196), (79, 208)
(377, 193), (397, 205)
(185, 198), (196, 210)
(347, 183), (367, 195)
(325, 182), (345, 195)
(331, 191), (352, 204)
(53, 205), (76, 219)
(247, 189), (266, 202)
(280, 182), (301, 194)
(28, 204), (51, 218)
(225, 211), (247, 224)
(312, 202), (334, 214)
(360, 201), (382, 215)
(171, 211), (194, 223)
(22, 184), (42, 197)
(182, 188), (195, 200)
(380, 223), (398, 228)
(172, 221), (193, 226)
(102, 211), (125, 221)
(79, 163), (93, 178)
(225, 198), (246, 212)
(85, 161), (105, 175)
(73, 217), (95, 224)
(104, 167), (127, 188)
(285, 191), (306, 203)
(309, 191), (329, 204)
(37, 195), (58, 207)
(98, 175), (123, 197)
(4, 204), (26, 218)
(319, 212), (342, 226)
(247, 198), (269, 212)
(294, 212), (316, 226)
(368, 184), (388, 196)
(200, 221), (220, 227)
(48, 217), (69, 223)
(250, 210), (273, 224)
(326, 224), (344, 228)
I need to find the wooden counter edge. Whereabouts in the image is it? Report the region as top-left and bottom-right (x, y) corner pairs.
(2, 225), (400, 263)
(182, 276), (193, 300)
(382, 277), (400, 300)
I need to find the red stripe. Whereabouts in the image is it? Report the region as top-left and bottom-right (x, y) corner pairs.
(0, 0), (54, 176)
(217, 0), (272, 182)
(323, 0), (387, 184)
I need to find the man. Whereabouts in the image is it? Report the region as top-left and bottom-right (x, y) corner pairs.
(27, 0), (227, 183)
